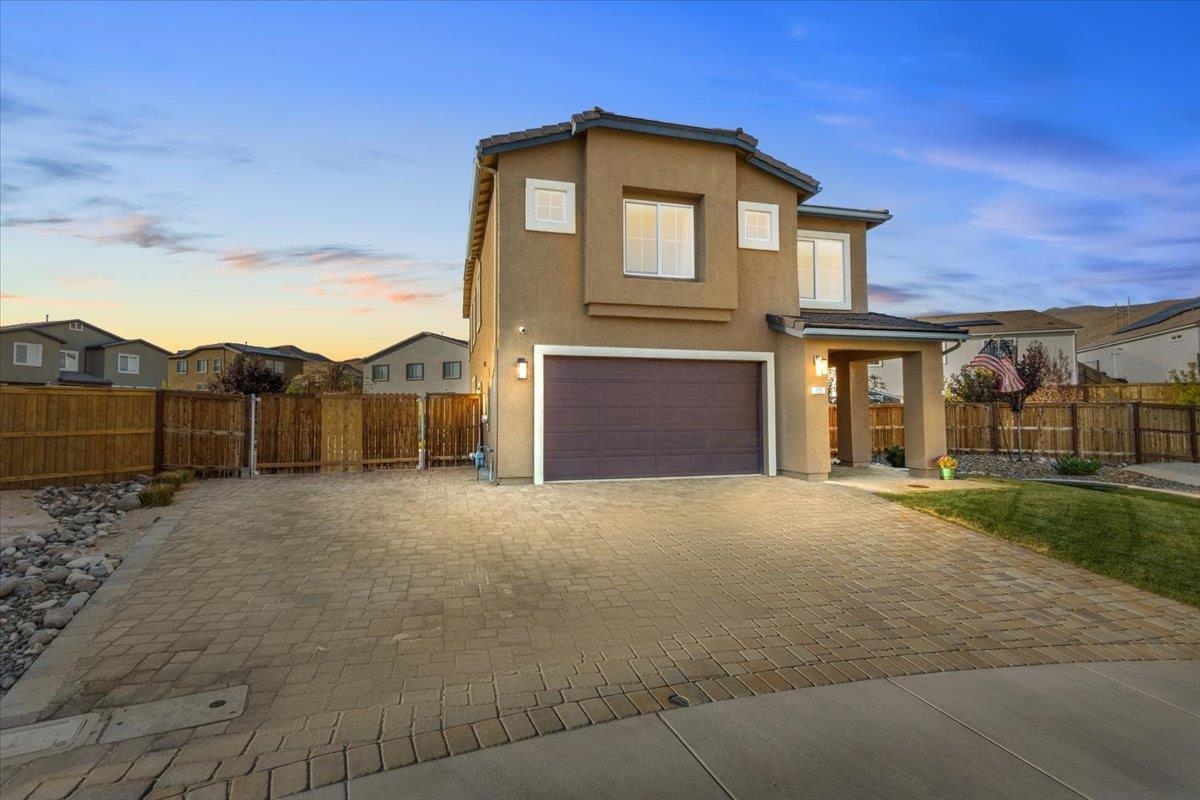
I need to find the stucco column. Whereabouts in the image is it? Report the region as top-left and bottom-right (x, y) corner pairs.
(902, 344), (948, 478)
(835, 358), (871, 466)
(775, 335), (830, 481)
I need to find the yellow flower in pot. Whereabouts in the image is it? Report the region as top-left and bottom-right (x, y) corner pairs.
(935, 454), (958, 480)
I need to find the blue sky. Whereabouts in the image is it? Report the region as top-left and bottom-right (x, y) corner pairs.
(1, 1), (1197, 359)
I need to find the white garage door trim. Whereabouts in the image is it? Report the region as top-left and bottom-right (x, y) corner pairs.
(533, 344), (777, 485)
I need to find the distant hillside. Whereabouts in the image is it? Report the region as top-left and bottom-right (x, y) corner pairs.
(1046, 298), (1194, 348)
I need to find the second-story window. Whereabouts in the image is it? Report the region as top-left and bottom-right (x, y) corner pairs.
(176, 360), (188, 374)
(797, 230), (850, 309)
(213, 357), (222, 373)
(525, 178), (576, 234)
(372, 364), (390, 381)
(60, 350), (79, 371)
(197, 359), (208, 374)
(623, 199), (695, 279)
(406, 363), (424, 381)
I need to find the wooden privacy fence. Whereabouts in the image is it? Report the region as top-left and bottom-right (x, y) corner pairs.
(0, 386), (157, 489)
(0, 386), (482, 487)
(830, 401), (1200, 464)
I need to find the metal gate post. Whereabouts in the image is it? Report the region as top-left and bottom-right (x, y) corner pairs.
(249, 393), (259, 477)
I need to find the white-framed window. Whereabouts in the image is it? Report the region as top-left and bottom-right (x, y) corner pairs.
(175, 360), (188, 374)
(267, 360), (285, 374)
(623, 199), (695, 279)
(1170, 333), (1183, 342)
(213, 357), (222, 373)
(197, 359), (208, 374)
(442, 361), (462, 380)
(59, 349), (79, 371)
(797, 230), (851, 309)
(118, 353), (140, 374)
(372, 364), (390, 381)
(868, 360), (884, 368)
(524, 178), (576, 234)
(13, 342), (43, 367)
(406, 362), (424, 381)
(737, 201), (779, 251)
(68, 321), (83, 331)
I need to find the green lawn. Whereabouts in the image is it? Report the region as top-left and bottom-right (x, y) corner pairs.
(881, 482), (1200, 607)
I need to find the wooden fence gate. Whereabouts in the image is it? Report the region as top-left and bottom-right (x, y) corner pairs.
(160, 391), (247, 476)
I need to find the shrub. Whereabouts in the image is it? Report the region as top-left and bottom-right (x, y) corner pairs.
(138, 483), (176, 507)
(174, 469), (196, 483)
(151, 471), (184, 487)
(885, 445), (905, 468)
(1053, 456), (1101, 476)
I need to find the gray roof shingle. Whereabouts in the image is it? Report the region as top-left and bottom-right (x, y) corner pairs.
(767, 311), (968, 336)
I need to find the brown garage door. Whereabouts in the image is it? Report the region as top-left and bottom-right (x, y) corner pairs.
(543, 356), (762, 481)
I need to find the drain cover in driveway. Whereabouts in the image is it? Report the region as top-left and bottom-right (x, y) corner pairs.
(99, 685), (247, 743)
(1, 713), (99, 759)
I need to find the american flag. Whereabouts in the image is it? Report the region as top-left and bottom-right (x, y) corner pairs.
(967, 339), (1025, 393)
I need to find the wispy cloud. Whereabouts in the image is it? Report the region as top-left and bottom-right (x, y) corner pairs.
(4, 212), (202, 253)
(868, 283), (927, 304)
(19, 155), (110, 183)
(0, 93), (47, 123)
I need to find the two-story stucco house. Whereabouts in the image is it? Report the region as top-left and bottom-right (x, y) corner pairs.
(0, 318), (169, 388)
(871, 310), (1081, 398)
(463, 109), (967, 484)
(167, 343), (306, 391)
(362, 332), (468, 394)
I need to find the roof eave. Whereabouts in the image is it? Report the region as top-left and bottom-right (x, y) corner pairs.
(796, 204), (892, 229)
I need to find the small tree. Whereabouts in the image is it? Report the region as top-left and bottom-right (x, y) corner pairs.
(286, 362), (362, 395)
(207, 354), (285, 395)
(1167, 362), (1200, 407)
(945, 367), (1000, 402)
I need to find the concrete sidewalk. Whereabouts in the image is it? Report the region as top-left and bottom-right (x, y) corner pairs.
(289, 661), (1200, 800)
(1124, 461), (1200, 488)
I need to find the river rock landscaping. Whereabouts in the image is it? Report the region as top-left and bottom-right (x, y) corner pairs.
(0, 478), (151, 695)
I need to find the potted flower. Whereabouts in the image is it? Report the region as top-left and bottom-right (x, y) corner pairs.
(935, 454), (958, 480)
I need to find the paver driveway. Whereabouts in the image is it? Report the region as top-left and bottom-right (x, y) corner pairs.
(4, 469), (1198, 800)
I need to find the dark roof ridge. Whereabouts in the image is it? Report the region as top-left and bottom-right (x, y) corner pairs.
(362, 331), (468, 364)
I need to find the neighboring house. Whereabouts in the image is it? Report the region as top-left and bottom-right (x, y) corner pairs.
(871, 310), (1081, 398)
(362, 332), (468, 394)
(166, 343), (305, 391)
(1051, 297), (1200, 383)
(271, 344), (364, 385)
(0, 318), (169, 388)
(463, 108), (967, 484)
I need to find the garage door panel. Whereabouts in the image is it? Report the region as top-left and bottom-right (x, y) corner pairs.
(543, 356), (762, 481)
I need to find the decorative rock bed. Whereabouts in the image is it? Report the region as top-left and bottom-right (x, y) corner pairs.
(870, 453), (1198, 494)
(0, 478), (148, 694)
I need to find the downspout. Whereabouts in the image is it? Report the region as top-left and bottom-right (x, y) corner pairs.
(479, 159), (500, 483)
(941, 340), (963, 359)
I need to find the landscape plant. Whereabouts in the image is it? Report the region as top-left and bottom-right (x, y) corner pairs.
(138, 483), (176, 507)
(1053, 456), (1102, 475)
(884, 445), (905, 467)
(1166, 362), (1200, 407)
(207, 354), (285, 395)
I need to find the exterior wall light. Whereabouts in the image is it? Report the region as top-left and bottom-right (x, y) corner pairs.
(516, 358), (528, 380)
(813, 355), (829, 377)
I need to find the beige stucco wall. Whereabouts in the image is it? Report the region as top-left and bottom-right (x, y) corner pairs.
(1078, 325), (1200, 382)
(469, 190), (499, 461)
(470, 128), (916, 483)
(363, 336), (468, 394)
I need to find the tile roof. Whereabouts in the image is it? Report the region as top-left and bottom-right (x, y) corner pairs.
(270, 344), (332, 362)
(170, 343), (303, 360)
(85, 338), (172, 355)
(0, 318), (123, 340)
(0, 323), (67, 343)
(918, 309), (1081, 335)
(768, 311), (968, 336)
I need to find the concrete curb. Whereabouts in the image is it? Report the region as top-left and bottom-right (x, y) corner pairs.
(0, 489), (201, 728)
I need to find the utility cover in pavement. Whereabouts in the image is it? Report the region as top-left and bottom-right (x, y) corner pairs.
(99, 685), (247, 743)
(1, 713), (99, 759)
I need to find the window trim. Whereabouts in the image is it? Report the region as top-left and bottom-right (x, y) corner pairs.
(196, 358), (208, 374)
(524, 178), (576, 234)
(68, 321), (84, 331)
(60, 349), (80, 372)
(737, 201), (780, 251)
(213, 357), (222, 373)
(118, 353), (140, 374)
(796, 229), (852, 310)
(13, 341), (43, 367)
(442, 360), (462, 380)
(371, 364), (390, 382)
(175, 360), (188, 374)
(405, 362), (424, 381)
(622, 198), (696, 280)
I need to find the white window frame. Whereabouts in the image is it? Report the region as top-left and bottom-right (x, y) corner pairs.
(175, 360), (188, 374)
(737, 201), (779, 251)
(68, 321), (83, 331)
(268, 360), (285, 375)
(197, 358), (208, 374)
(13, 342), (43, 367)
(372, 364), (390, 382)
(442, 361), (462, 380)
(622, 199), (696, 280)
(524, 178), (576, 234)
(532, 344), (776, 485)
(796, 229), (852, 310)
(213, 357), (222, 373)
(60, 349), (80, 371)
(406, 362), (424, 381)
(118, 353), (140, 374)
